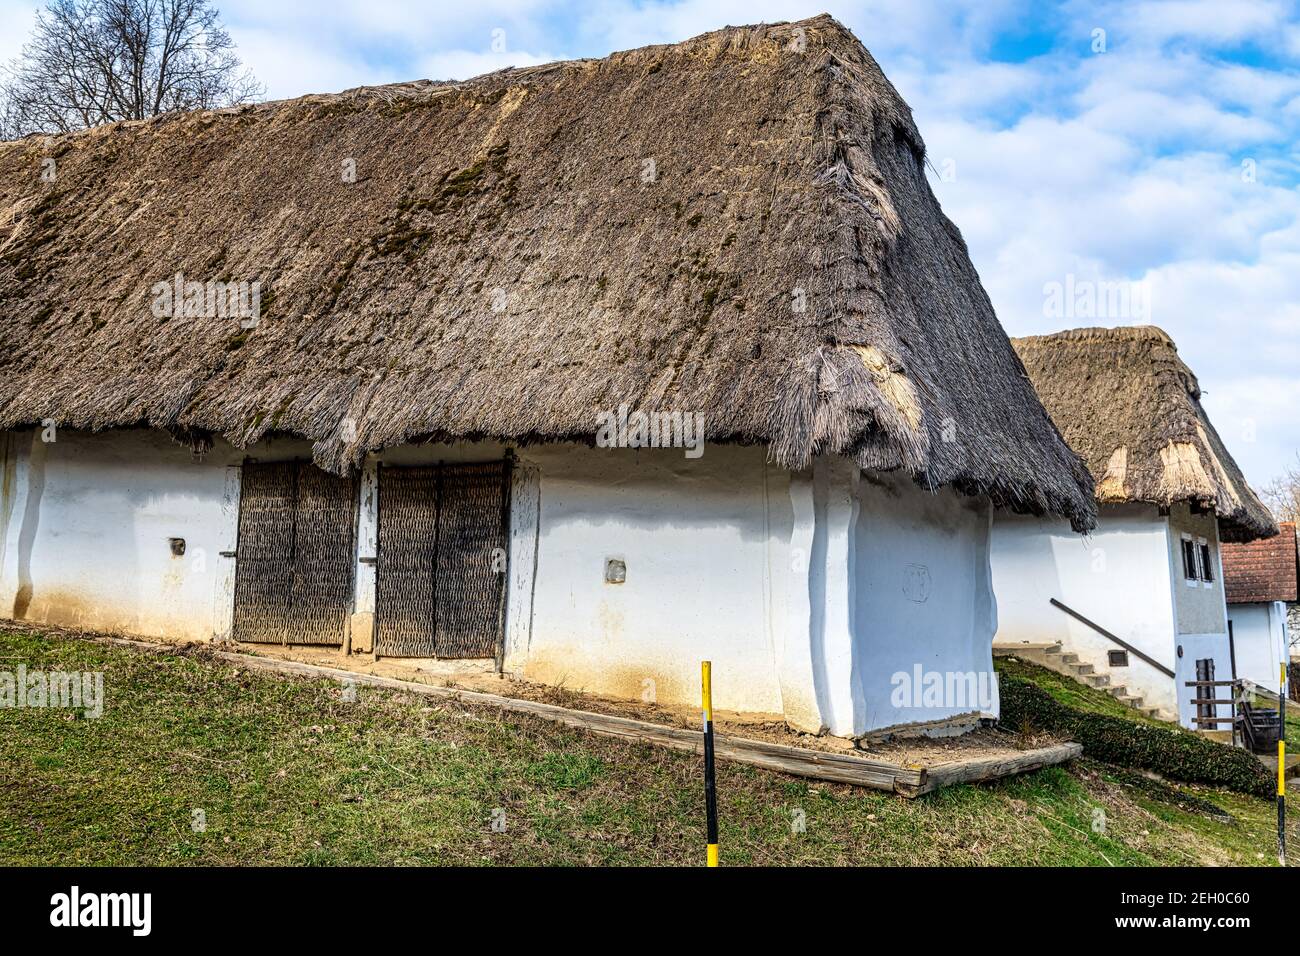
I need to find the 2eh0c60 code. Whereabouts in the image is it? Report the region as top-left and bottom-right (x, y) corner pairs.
(1190, 893), (1250, 905)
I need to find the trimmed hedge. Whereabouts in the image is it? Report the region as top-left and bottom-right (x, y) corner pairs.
(999, 674), (1273, 797)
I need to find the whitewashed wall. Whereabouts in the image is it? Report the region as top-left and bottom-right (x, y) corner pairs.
(0, 428), (310, 640)
(992, 503), (1235, 728)
(1172, 631), (1235, 729)
(507, 449), (998, 734)
(851, 470), (998, 733)
(0, 427), (1003, 736)
(992, 503), (1178, 716)
(507, 444), (788, 718)
(0, 432), (20, 608)
(1227, 601), (1289, 691)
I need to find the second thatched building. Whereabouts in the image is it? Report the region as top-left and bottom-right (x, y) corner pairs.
(992, 326), (1276, 729)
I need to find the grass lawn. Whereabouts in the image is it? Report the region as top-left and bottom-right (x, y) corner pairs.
(997, 655), (1299, 750)
(0, 627), (1294, 866)
(994, 656), (1173, 726)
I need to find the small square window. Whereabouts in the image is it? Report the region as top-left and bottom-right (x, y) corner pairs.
(1199, 541), (1214, 583)
(1108, 649), (1129, 667)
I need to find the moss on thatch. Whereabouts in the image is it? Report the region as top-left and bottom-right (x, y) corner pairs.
(1013, 326), (1275, 542)
(0, 14), (1095, 528)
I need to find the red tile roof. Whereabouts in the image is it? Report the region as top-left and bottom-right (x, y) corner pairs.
(1222, 521), (1299, 604)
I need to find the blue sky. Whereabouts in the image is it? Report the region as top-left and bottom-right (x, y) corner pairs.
(3, 0), (1298, 491)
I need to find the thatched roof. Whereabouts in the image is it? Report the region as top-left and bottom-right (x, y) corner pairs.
(1012, 326), (1275, 542)
(0, 14), (1095, 528)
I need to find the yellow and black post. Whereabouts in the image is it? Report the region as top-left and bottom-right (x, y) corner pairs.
(1280, 662), (1287, 867)
(702, 660), (719, 867)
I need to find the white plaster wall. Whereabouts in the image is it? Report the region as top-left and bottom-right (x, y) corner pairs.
(1173, 631), (1234, 730)
(991, 502), (1239, 728)
(992, 503), (1180, 715)
(0, 427), (1007, 736)
(851, 470), (998, 733)
(1228, 601), (1289, 690)
(0, 428), (311, 640)
(513, 443), (788, 718)
(1165, 506), (1232, 729)
(514, 447), (1001, 734)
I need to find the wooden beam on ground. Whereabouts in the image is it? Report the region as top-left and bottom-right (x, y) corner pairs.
(910, 744), (1083, 797)
(38, 627), (1081, 797)
(195, 641), (924, 791)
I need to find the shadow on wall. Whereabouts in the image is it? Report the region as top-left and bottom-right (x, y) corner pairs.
(12, 434), (45, 619)
(0, 434), (15, 599)
(7, 431), (153, 634)
(849, 470), (999, 735)
(807, 463), (827, 723)
(989, 513), (1072, 647)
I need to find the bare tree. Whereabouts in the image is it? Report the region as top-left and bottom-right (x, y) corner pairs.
(1, 0), (263, 138)
(1260, 453), (1300, 524)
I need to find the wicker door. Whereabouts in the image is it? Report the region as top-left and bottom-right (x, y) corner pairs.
(233, 461), (357, 646)
(375, 461), (510, 658)
(373, 466), (441, 657)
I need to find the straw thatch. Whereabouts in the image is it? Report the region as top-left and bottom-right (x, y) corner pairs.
(1012, 326), (1275, 542)
(0, 14), (1095, 529)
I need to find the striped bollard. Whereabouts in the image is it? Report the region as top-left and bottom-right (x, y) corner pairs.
(703, 661), (719, 867)
(1280, 662), (1287, 867)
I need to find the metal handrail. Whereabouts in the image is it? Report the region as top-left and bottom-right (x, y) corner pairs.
(1049, 598), (1176, 678)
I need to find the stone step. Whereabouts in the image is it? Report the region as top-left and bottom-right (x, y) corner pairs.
(997, 641), (1183, 723)
(992, 642), (1062, 655)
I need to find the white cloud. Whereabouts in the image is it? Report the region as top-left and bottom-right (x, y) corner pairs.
(415, 49), (559, 83)
(228, 28), (401, 99)
(908, 3), (1300, 490)
(1112, 0), (1289, 46)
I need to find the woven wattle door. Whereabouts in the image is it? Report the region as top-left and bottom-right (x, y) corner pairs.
(375, 461), (509, 658)
(435, 462), (510, 658)
(233, 461), (357, 646)
(289, 465), (360, 644)
(374, 466), (441, 657)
